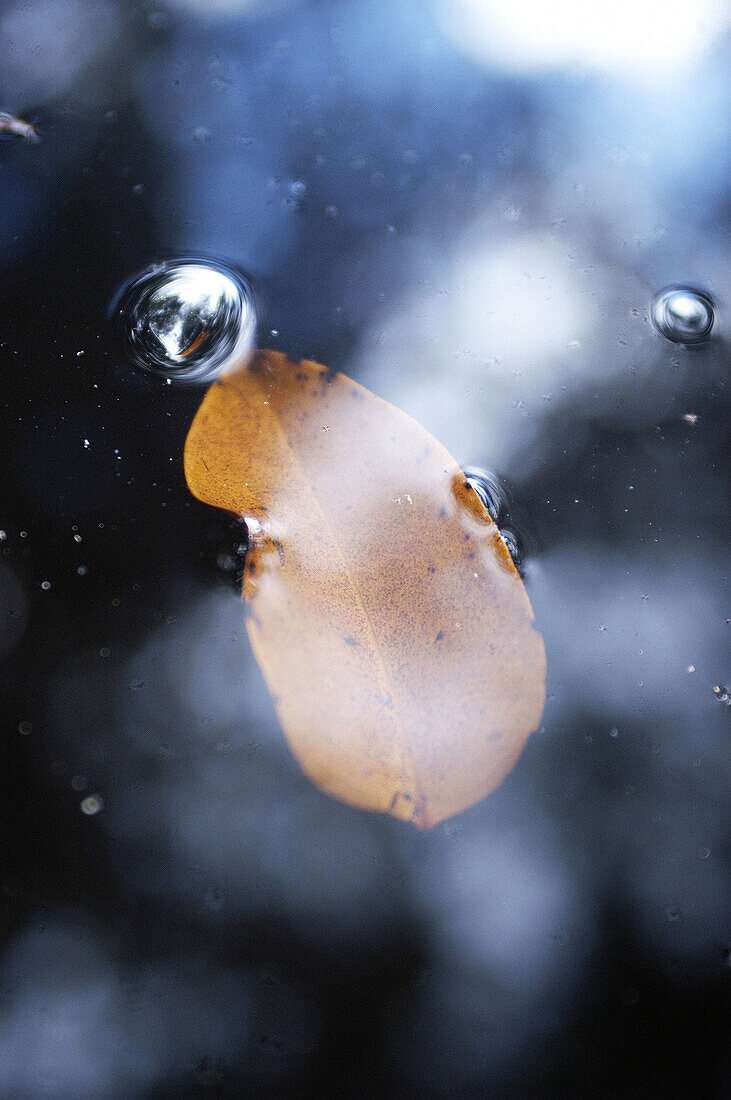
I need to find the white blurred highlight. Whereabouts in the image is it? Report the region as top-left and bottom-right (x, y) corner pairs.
(438, 0), (729, 79)
(532, 543), (730, 975)
(534, 544), (729, 741)
(64, 592), (401, 952)
(163, 0), (303, 18)
(349, 227), (659, 476)
(0, 921), (250, 1098)
(0, 0), (122, 101)
(391, 827), (595, 1086)
(456, 236), (591, 362)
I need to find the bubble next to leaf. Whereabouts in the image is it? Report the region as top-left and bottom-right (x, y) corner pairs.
(463, 466), (506, 523)
(114, 259), (256, 383)
(462, 466), (525, 572)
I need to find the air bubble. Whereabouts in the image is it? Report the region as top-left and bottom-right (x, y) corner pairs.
(499, 528), (524, 573)
(80, 794), (104, 815)
(115, 259), (256, 383)
(462, 465), (526, 572)
(651, 285), (715, 345)
(463, 466), (506, 523)
(712, 685), (730, 709)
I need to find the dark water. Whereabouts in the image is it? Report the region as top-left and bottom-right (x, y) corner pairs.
(0, 2), (729, 1096)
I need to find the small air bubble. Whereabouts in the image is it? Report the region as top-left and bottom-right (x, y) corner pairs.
(40, 580), (51, 590)
(712, 685), (731, 708)
(651, 285), (715, 345)
(80, 794), (104, 815)
(499, 528), (523, 573)
(463, 466), (505, 523)
(462, 466), (526, 571)
(18, 721), (32, 735)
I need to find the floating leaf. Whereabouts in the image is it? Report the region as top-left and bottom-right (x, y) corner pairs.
(184, 351), (546, 828)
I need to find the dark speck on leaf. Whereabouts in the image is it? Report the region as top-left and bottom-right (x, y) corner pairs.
(435, 630), (444, 642)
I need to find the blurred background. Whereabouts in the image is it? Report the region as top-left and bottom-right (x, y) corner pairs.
(0, 0), (729, 1095)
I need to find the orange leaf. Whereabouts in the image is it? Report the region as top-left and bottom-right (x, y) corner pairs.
(184, 351), (546, 828)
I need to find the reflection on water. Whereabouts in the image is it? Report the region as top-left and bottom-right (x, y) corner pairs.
(438, 0), (729, 78)
(0, 0), (728, 1095)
